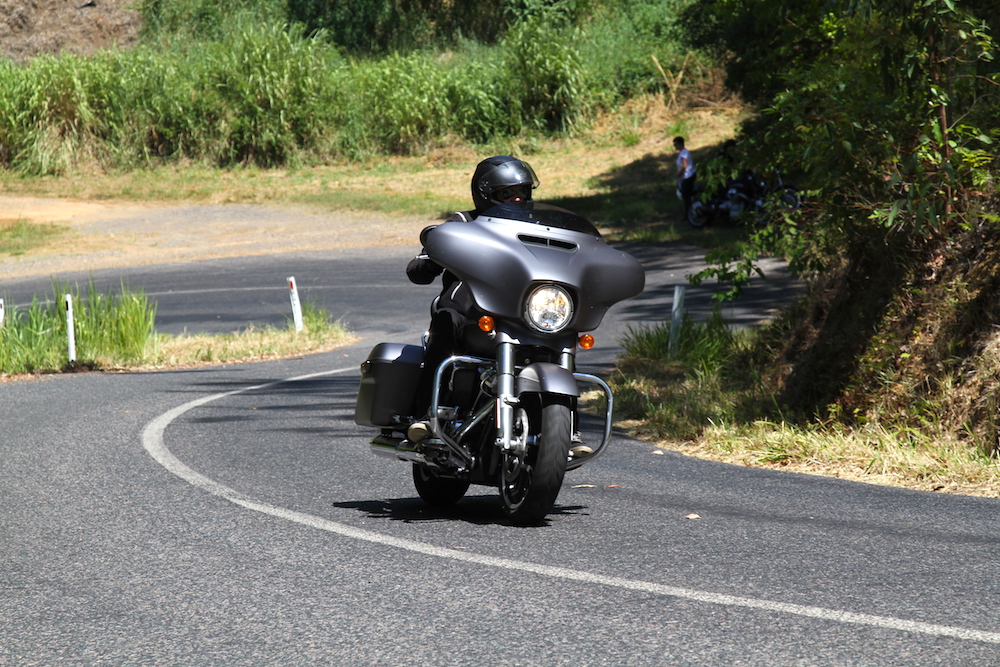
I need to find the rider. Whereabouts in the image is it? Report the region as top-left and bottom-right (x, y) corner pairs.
(405, 155), (538, 441)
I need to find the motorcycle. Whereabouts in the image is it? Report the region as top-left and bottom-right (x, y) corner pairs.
(354, 202), (645, 524)
(686, 169), (801, 228)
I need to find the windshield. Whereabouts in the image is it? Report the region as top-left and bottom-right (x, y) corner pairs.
(479, 202), (601, 236)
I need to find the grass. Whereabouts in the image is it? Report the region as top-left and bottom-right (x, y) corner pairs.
(0, 98), (748, 244)
(144, 302), (354, 369)
(0, 281), (352, 377)
(0, 218), (68, 256)
(0, 9), (702, 174)
(671, 421), (1000, 498)
(611, 307), (1000, 498)
(1, 279), (156, 374)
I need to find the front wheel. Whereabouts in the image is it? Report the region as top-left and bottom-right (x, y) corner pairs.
(688, 201), (710, 228)
(412, 465), (470, 506)
(499, 399), (571, 525)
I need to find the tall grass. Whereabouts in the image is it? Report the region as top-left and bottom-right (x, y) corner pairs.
(613, 310), (756, 439)
(0, 4), (704, 173)
(0, 280), (156, 373)
(0, 283), (351, 375)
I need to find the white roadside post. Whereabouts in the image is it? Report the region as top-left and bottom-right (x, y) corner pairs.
(65, 293), (77, 365)
(287, 276), (304, 332)
(0, 297), (5, 328)
(669, 285), (685, 357)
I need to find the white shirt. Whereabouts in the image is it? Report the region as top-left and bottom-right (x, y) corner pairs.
(676, 148), (695, 179)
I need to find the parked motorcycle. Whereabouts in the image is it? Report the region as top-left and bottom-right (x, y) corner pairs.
(354, 202), (645, 524)
(687, 170), (801, 228)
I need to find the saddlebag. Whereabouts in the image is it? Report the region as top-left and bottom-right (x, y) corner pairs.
(354, 342), (424, 428)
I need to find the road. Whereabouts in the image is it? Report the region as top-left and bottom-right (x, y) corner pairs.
(2, 244), (1000, 665)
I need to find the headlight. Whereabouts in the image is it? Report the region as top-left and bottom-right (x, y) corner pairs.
(525, 284), (573, 333)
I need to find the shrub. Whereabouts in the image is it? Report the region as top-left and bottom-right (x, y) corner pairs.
(0, 2), (702, 172)
(349, 53), (451, 154)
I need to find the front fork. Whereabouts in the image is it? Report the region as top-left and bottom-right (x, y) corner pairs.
(497, 344), (576, 453)
(496, 342), (518, 450)
(429, 342), (578, 463)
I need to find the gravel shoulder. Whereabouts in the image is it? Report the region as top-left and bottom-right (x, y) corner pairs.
(0, 196), (433, 279)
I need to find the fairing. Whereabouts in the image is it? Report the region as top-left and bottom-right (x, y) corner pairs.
(422, 203), (644, 332)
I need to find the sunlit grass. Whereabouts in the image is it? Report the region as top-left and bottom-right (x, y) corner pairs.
(0, 286), (353, 378)
(671, 420), (1000, 498)
(145, 303), (354, 369)
(0, 100), (746, 247)
(0, 279), (156, 373)
(0, 219), (68, 256)
(611, 307), (1000, 497)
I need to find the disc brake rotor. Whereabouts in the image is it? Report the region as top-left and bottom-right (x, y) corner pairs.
(502, 408), (530, 481)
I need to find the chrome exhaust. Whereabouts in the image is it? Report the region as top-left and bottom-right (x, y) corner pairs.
(369, 434), (438, 468)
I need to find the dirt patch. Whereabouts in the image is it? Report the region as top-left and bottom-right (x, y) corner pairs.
(0, 196), (432, 278)
(0, 0), (141, 63)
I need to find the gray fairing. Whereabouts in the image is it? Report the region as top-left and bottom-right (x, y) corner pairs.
(423, 203), (645, 332)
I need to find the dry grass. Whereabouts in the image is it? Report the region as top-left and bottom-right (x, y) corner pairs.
(0, 217), (70, 255)
(138, 325), (358, 370)
(2, 327), (358, 380)
(646, 421), (1000, 498)
(0, 299), (355, 380)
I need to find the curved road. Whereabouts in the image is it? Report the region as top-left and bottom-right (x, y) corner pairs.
(2, 245), (999, 665)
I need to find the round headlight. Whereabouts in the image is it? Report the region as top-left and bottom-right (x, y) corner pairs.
(525, 285), (573, 333)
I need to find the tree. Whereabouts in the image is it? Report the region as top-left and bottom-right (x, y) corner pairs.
(685, 0), (999, 294)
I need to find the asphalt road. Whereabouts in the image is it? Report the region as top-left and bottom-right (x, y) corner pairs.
(2, 244), (1000, 665)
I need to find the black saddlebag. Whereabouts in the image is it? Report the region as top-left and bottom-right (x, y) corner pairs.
(354, 343), (423, 428)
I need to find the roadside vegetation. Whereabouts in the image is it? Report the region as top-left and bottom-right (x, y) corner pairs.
(612, 312), (1000, 497)
(0, 217), (67, 255)
(0, 280), (352, 377)
(1, 0), (998, 496)
(0, 0), (701, 173)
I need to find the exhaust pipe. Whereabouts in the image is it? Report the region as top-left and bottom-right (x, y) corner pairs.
(369, 434), (436, 467)
(370, 434), (404, 460)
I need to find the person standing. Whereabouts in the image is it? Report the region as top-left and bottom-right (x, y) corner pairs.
(674, 136), (696, 221)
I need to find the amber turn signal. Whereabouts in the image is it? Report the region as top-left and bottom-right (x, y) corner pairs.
(579, 334), (595, 349)
(479, 315), (495, 332)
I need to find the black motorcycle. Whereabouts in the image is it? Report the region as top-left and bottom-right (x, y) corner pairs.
(687, 169), (801, 228)
(354, 202), (645, 524)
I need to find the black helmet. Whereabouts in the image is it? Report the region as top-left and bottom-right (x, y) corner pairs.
(470, 155), (539, 212)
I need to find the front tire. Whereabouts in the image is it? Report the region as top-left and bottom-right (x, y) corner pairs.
(688, 201), (710, 228)
(412, 465), (470, 506)
(499, 399), (571, 525)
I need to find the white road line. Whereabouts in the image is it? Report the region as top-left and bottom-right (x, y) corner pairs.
(141, 369), (1000, 645)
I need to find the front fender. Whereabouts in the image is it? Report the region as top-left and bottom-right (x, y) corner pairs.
(516, 362), (579, 397)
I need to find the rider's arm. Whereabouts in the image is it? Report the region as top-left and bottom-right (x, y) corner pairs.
(406, 212), (473, 285)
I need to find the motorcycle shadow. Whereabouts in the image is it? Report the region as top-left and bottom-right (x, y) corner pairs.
(332, 496), (589, 527)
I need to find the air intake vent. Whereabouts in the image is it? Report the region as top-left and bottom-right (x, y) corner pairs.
(518, 234), (578, 252)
